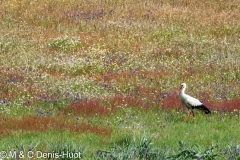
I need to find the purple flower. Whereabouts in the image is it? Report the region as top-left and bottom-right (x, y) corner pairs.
(38, 109), (44, 115)
(133, 151), (137, 156)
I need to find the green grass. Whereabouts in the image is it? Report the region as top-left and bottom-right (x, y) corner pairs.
(0, 0), (240, 159)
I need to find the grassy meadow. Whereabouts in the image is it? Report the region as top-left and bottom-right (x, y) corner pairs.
(0, 0), (240, 159)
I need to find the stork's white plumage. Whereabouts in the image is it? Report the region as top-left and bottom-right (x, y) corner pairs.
(179, 83), (211, 122)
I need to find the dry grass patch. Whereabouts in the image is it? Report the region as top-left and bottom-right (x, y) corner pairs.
(108, 86), (162, 109)
(162, 94), (181, 110)
(67, 100), (115, 117)
(0, 114), (111, 137)
(217, 98), (240, 112)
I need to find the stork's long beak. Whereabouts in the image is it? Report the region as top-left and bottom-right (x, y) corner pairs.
(178, 86), (182, 91)
(176, 86), (182, 94)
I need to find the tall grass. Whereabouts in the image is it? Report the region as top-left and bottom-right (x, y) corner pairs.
(96, 133), (223, 160)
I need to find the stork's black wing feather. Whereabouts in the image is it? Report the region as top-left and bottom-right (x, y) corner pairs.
(193, 105), (211, 114)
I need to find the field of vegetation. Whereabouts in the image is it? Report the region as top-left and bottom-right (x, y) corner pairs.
(0, 0), (239, 159)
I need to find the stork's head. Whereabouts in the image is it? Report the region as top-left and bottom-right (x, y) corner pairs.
(179, 83), (186, 91)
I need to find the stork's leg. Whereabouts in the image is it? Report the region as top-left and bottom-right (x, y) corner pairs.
(183, 110), (195, 123)
(192, 110), (196, 123)
(191, 110), (195, 117)
(183, 112), (192, 123)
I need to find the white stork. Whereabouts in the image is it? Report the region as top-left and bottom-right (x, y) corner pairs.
(179, 83), (211, 122)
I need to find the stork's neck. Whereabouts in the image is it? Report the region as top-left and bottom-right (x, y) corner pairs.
(180, 87), (186, 97)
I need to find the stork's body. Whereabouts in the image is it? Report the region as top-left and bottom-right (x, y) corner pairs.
(179, 83), (211, 122)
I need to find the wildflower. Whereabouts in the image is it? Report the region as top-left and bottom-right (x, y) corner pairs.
(38, 109), (44, 115)
(133, 151), (137, 156)
(223, 150), (228, 155)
